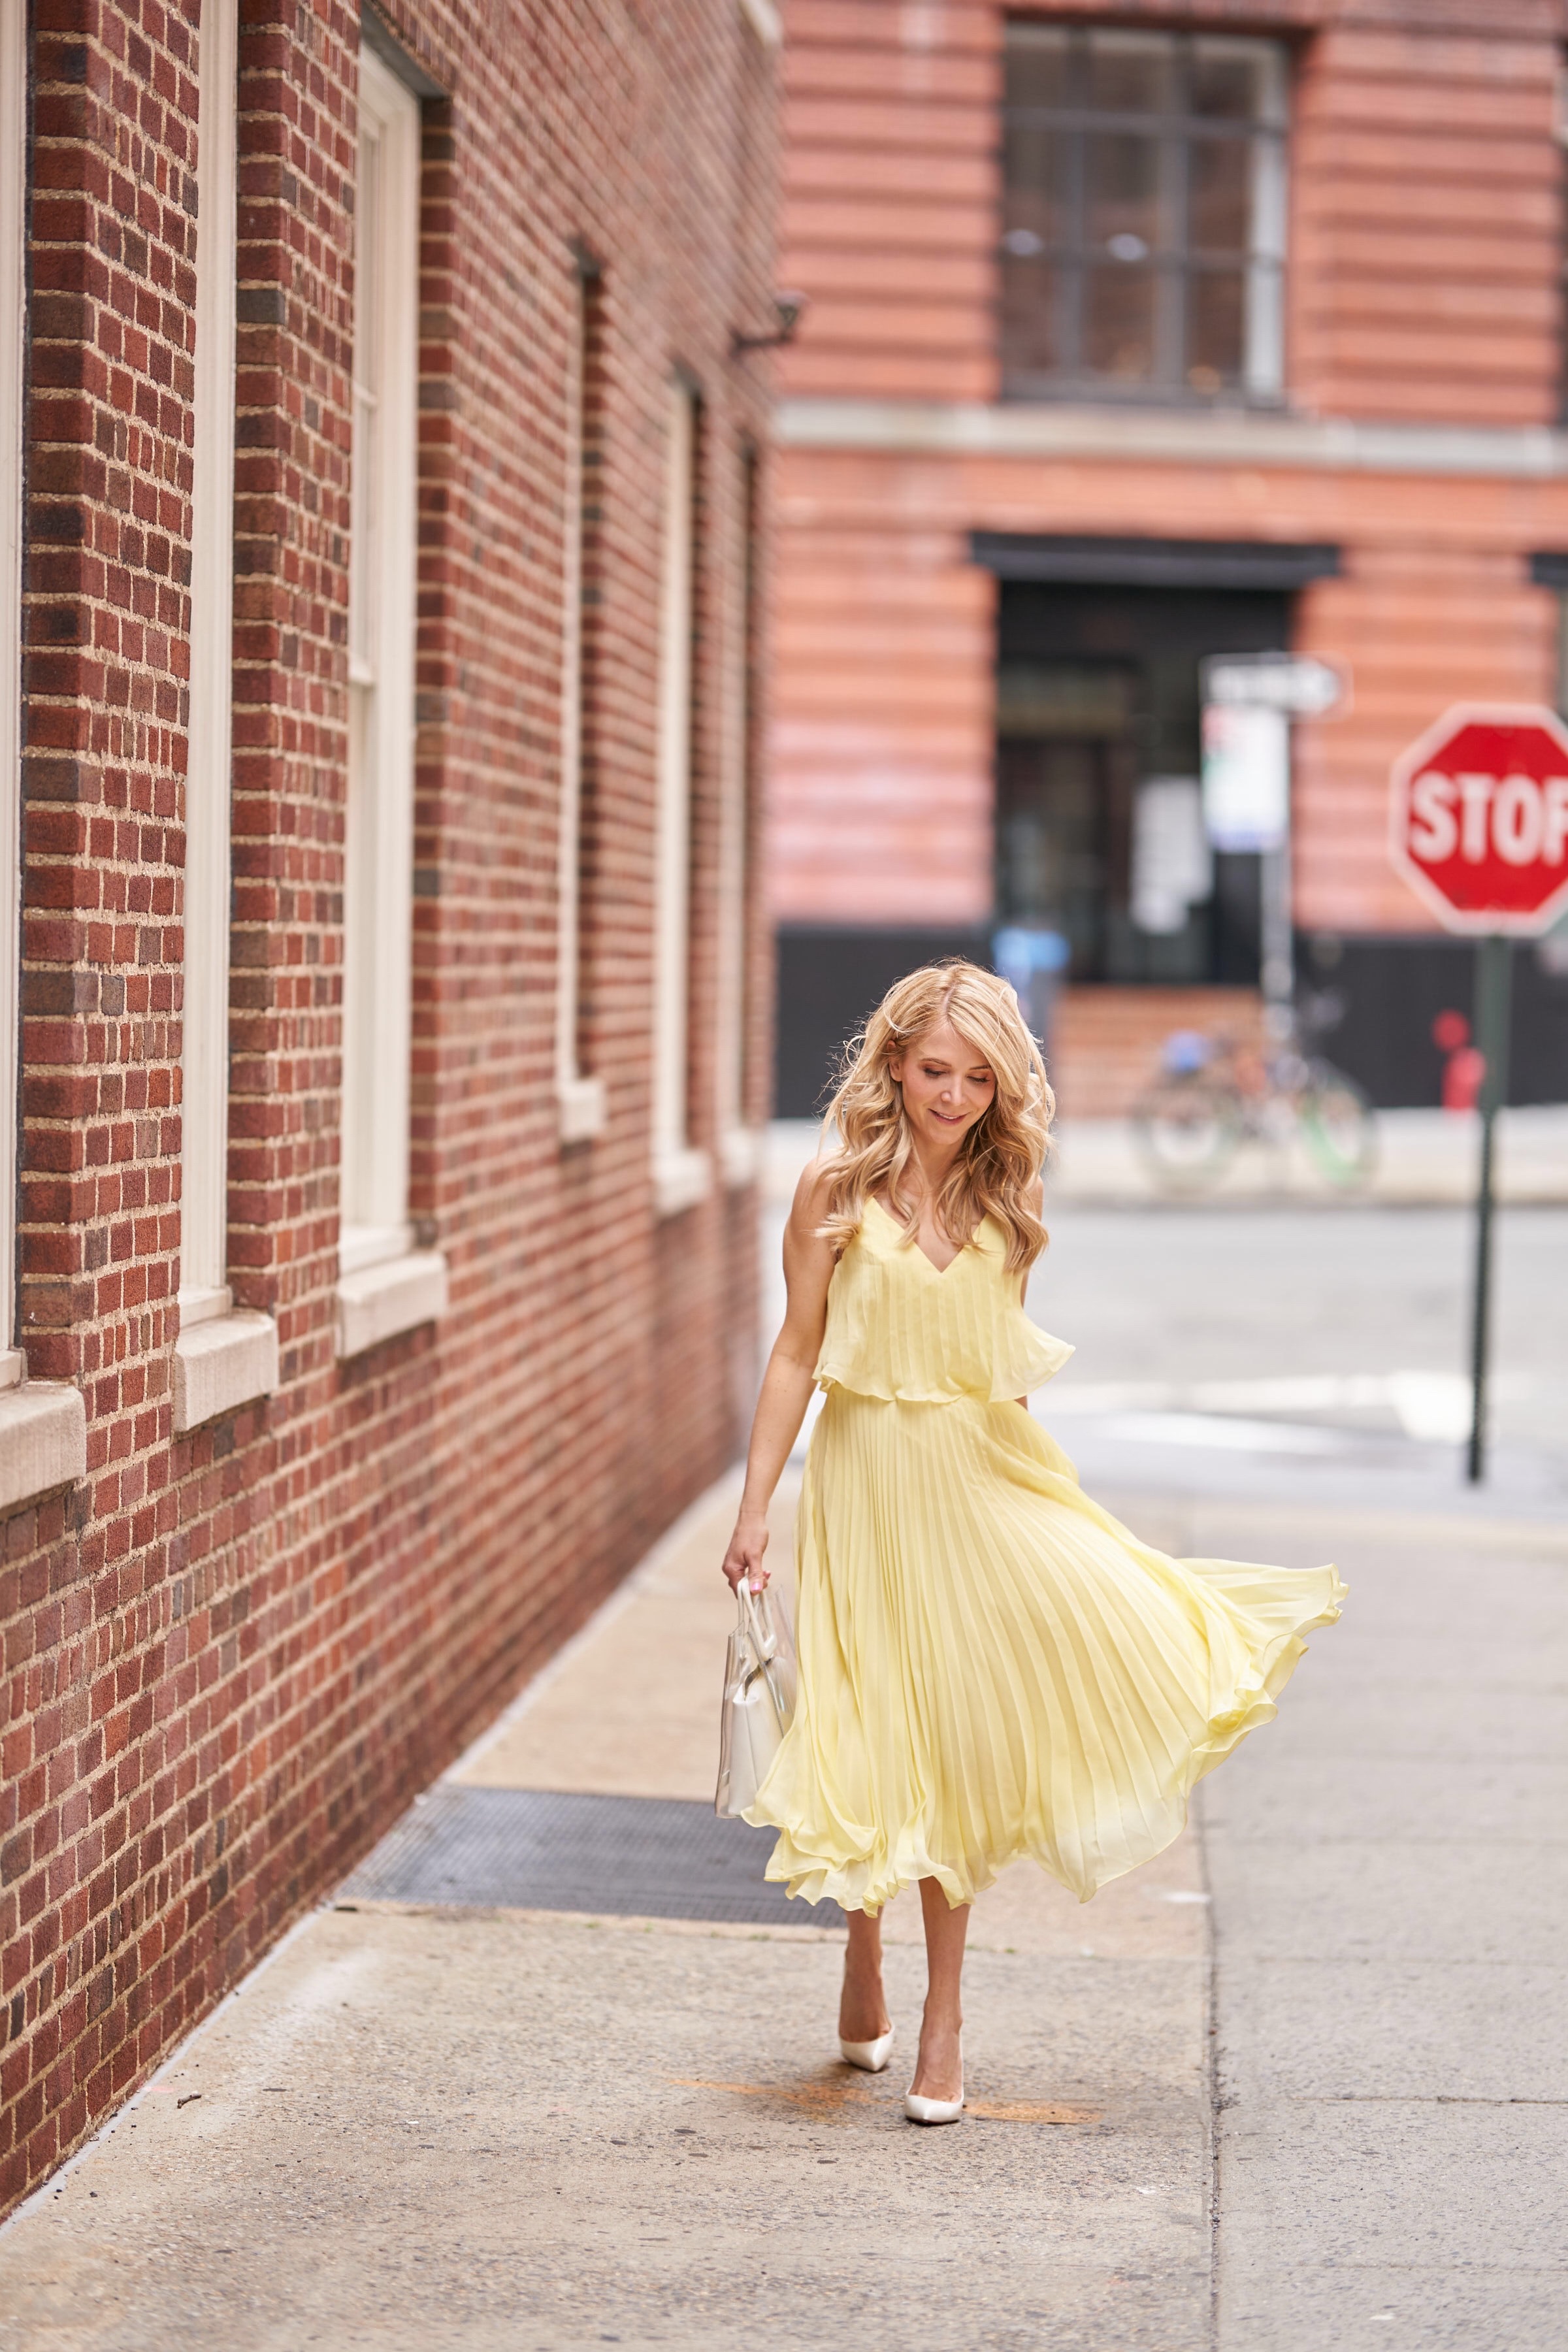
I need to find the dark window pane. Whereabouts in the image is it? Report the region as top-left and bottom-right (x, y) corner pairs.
(1085, 132), (1162, 254)
(1005, 24), (1070, 111)
(1189, 135), (1250, 255)
(1001, 259), (1064, 383)
(1085, 265), (1156, 381)
(1002, 120), (1069, 249)
(1187, 269), (1245, 389)
(1191, 42), (1275, 124)
(1085, 32), (1172, 117)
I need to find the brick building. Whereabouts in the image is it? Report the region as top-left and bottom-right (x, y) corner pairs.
(0, 0), (780, 2208)
(768, 0), (1568, 1115)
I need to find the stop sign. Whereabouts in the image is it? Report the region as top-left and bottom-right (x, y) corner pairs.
(1390, 702), (1568, 935)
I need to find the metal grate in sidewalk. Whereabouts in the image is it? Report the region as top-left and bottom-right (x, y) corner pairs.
(339, 1784), (845, 1929)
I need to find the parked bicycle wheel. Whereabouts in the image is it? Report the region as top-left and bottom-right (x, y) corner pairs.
(1298, 1060), (1379, 1188)
(1132, 1077), (1245, 1192)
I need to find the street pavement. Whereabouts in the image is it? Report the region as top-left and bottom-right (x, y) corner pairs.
(1, 1166), (1564, 2349)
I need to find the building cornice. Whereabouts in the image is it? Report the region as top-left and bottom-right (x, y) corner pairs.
(773, 398), (1568, 481)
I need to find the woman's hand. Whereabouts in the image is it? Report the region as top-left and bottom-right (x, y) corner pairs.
(719, 1160), (835, 1597)
(721, 1512), (770, 1593)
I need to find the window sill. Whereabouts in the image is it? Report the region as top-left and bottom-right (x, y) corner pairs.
(719, 1126), (762, 1188)
(174, 1309), (280, 1433)
(0, 1381), (87, 1518)
(336, 1248), (449, 1359)
(557, 1073), (608, 1145)
(653, 1145), (713, 1218)
(340, 1220), (414, 1278)
(738, 0), (781, 44)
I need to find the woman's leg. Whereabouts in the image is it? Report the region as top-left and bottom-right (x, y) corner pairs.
(838, 1908), (891, 2043)
(910, 1878), (970, 2099)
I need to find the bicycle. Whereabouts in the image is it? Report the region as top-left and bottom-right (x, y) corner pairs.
(1130, 1011), (1379, 1195)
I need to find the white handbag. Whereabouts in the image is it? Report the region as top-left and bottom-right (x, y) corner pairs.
(714, 1579), (797, 1818)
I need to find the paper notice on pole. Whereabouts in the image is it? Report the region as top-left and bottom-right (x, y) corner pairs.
(1132, 777), (1212, 933)
(1201, 703), (1289, 852)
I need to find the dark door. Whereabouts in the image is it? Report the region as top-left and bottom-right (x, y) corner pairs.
(995, 583), (1290, 984)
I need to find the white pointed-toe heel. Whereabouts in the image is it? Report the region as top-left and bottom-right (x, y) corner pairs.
(903, 2080), (964, 2125)
(839, 2025), (896, 2074)
(904, 2038), (964, 2123)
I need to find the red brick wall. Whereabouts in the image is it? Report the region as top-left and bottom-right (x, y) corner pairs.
(1290, 25), (1563, 424)
(1051, 986), (1266, 1120)
(770, 447), (1568, 936)
(1, 0), (777, 2211)
(767, 0), (1568, 948)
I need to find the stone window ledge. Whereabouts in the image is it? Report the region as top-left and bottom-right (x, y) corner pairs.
(336, 1248), (449, 1360)
(719, 1126), (762, 1188)
(174, 1309), (280, 1433)
(653, 1145), (713, 1219)
(557, 1073), (608, 1145)
(0, 1381), (87, 1518)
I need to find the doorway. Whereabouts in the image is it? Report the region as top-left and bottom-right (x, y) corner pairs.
(996, 582), (1292, 984)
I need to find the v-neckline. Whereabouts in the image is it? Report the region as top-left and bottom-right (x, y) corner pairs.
(868, 1194), (970, 1278)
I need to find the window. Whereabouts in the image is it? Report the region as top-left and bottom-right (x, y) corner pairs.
(1000, 22), (1286, 404)
(336, 42), (447, 1354)
(556, 257), (606, 1144)
(715, 446), (760, 1183)
(652, 379), (711, 1217)
(181, 0), (238, 1329)
(0, 0), (24, 1386)
(1, 0), (88, 1499)
(172, 0), (279, 1430)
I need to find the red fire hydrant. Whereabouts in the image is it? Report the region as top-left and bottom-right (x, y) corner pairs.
(1432, 1009), (1486, 1113)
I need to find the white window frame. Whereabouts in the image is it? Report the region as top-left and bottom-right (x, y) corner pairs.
(171, 0), (278, 1431)
(336, 41), (446, 1354)
(652, 380), (711, 1217)
(555, 263), (606, 1143)
(715, 446), (760, 1186)
(0, 0), (88, 1502)
(0, 0), (25, 1392)
(180, 0), (238, 1332)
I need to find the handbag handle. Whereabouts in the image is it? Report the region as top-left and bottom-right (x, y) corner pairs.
(735, 1578), (775, 1660)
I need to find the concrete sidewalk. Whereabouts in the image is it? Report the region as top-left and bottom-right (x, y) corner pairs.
(1, 1473), (1562, 2348)
(0, 1475), (1211, 2352)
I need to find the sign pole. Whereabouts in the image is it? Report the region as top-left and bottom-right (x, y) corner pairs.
(1259, 828), (1294, 1038)
(1388, 704), (1568, 1480)
(1466, 934), (1513, 1484)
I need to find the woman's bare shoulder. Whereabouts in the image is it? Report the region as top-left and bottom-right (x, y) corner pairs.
(789, 1155), (838, 1233)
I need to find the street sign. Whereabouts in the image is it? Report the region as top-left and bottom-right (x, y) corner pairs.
(1386, 701), (1568, 1484)
(1201, 651), (1347, 717)
(1201, 704), (1289, 853)
(1389, 702), (1568, 936)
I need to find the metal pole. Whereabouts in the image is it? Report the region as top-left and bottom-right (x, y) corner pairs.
(1260, 838), (1294, 1039)
(1466, 934), (1513, 1484)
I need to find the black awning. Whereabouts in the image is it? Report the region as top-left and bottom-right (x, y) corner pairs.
(970, 532), (1343, 591)
(1529, 550), (1568, 589)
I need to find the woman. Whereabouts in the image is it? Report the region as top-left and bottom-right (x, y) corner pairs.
(721, 962), (1343, 2125)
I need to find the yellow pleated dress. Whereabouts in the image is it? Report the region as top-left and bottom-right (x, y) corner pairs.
(747, 1200), (1345, 1912)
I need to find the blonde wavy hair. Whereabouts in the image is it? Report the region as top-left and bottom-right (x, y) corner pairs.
(815, 960), (1054, 1273)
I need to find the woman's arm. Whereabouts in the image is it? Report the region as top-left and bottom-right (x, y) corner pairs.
(1016, 1171), (1048, 1407)
(720, 1164), (838, 1592)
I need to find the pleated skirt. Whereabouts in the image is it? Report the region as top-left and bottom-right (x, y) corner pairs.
(747, 1385), (1344, 1912)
